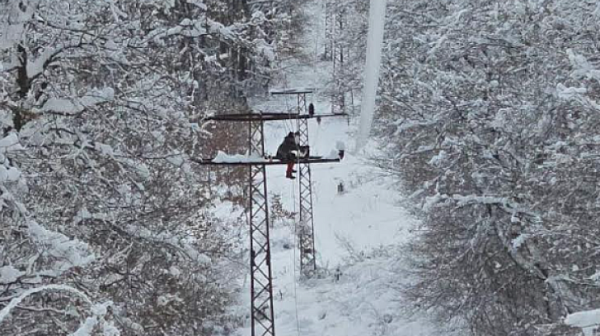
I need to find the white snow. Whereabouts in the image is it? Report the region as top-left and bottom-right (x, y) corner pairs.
(0, 1), (34, 51)
(157, 294), (182, 307)
(73, 207), (92, 224)
(0, 133), (24, 153)
(166, 153), (185, 166)
(565, 309), (600, 336)
(70, 316), (99, 336)
(589, 270), (600, 283)
(169, 266), (182, 277)
(0, 284), (93, 324)
(428, 150), (448, 166)
(212, 151), (266, 163)
(423, 193), (444, 212)
(567, 49), (600, 81)
(255, 39), (275, 62)
(0, 265), (24, 284)
(95, 143), (115, 156)
(186, 0), (207, 10)
(121, 223), (211, 264)
(70, 302), (114, 336)
(208, 20), (235, 39)
(356, 0), (388, 151)
(556, 83), (587, 100)
(259, 253), (436, 336)
(27, 46), (58, 78)
(323, 149), (341, 159)
(0, 165), (21, 182)
(27, 221), (96, 273)
(134, 162), (150, 179)
(40, 88), (115, 114)
(102, 321), (121, 336)
(511, 233), (529, 249)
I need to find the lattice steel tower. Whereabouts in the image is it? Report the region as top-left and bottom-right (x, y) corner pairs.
(296, 91), (317, 276)
(197, 108), (345, 336)
(247, 119), (275, 336)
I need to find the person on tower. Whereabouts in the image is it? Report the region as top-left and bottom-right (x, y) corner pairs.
(276, 132), (308, 179)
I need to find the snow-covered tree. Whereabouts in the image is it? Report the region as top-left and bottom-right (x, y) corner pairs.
(377, 0), (600, 335)
(320, 0), (369, 113)
(0, 0), (284, 334)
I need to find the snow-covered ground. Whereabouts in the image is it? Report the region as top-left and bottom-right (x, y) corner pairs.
(229, 1), (442, 335)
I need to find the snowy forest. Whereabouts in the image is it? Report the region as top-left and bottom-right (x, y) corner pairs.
(2, 0), (600, 336)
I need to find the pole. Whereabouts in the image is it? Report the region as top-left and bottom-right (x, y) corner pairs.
(356, 0), (387, 151)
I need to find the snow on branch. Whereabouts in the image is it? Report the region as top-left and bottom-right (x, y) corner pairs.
(0, 165), (20, 183)
(0, 285), (89, 324)
(39, 88), (115, 115)
(0, 1), (34, 51)
(27, 221), (96, 274)
(0, 134), (24, 154)
(122, 224), (211, 264)
(253, 38), (275, 62)
(147, 17), (238, 45)
(0, 134), (23, 181)
(26, 46), (59, 79)
(424, 193), (540, 218)
(565, 309), (600, 336)
(567, 49), (600, 81)
(0, 266), (24, 285)
(0, 284), (116, 336)
(70, 301), (118, 336)
(186, 0), (207, 10)
(556, 83), (587, 101)
(26, 39), (114, 79)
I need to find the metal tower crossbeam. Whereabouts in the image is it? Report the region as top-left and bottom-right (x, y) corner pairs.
(206, 112), (347, 122)
(270, 88), (315, 95)
(195, 157), (341, 166)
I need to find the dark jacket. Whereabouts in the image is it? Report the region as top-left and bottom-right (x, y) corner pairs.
(276, 133), (297, 159)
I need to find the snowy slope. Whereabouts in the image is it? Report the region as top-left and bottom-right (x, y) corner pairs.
(230, 1), (443, 335)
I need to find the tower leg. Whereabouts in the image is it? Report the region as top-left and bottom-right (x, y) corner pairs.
(248, 120), (276, 336)
(297, 94), (317, 277)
